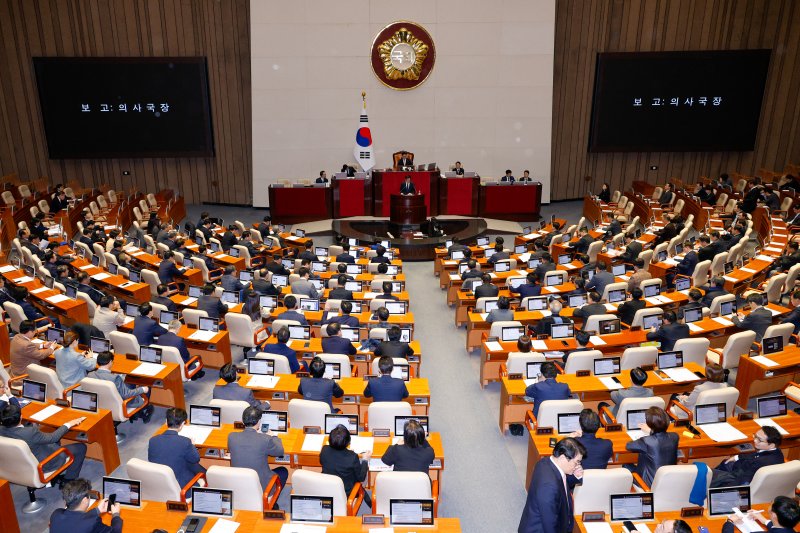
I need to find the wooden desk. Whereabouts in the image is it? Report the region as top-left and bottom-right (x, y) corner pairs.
(22, 400), (121, 474)
(179, 325), (232, 369)
(0, 479), (20, 533)
(1, 266), (89, 326)
(110, 354), (186, 409)
(575, 504), (772, 533)
(69, 257), (152, 304)
(735, 345), (800, 408)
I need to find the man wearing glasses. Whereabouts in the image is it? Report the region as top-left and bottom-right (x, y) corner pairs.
(710, 426), (783, 488)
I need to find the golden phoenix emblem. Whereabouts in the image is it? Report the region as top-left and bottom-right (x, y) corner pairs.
(377, 28), (429, 81)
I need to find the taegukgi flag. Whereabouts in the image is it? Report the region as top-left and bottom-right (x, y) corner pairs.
(354, 93), (375, 172)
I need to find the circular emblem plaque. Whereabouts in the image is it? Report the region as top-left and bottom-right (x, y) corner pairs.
(371, 21), (436, 91)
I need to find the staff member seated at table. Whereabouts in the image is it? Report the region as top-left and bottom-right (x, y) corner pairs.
(569, 227), (593, 255)
(723, 496), (800, 533)
(397, 152), (414, 170)
(500, 169), (515, 183)
(371, 246), (392, 264)
(608, 367), (652, 416)
(487, 243), (510, 264)
(562, 331), (592, 364)
(276, 295), (308, 326)
(624, 406), (678, 486)
(257, 326), (305, 373)
(486, 295), (514, 323)
(619, 233), (642, 263)
(617, 287), (646, 326)
(323, 300), (359, 328)
(321, 322), (357, 356)
(55, 331), (96, 388)
(148, 408), (206, 494)
(151, 284), (178, 313)
(133, 302), (167, 346)
(335, 243), (355, 264)
(157, 251), (184, 286)
(380, 419), (435, 474)
(298, 356), (344, 411)
(474, 273), (499, 298)
(50, 478), (123, 533)
(524, 362), (571, 417)
(510, 272), (541, 298)
(573, 291), (606, 319)
(159, 319), (205, 379)
(0, 378), (20, 411)
(627, 258), (652, 291)
(711, 426), (783, 488)
(321, 424), (371, 508)
(519, 169), (534, 183)
(399, 175), (416, 194)
(198, 283), (228, 320)
(364, 356), (409, 402)
(597, 182), (611, 203)
(674, 362), (727, 415)
(645, 311), (688, 351)
(569, 409), (613, 469)
(89, 351), (153, 422)
(228, 405), (287, 489)
(534, 298), (573, 336)
(374, 325), (415, 359)
(13, 285), (62, 329)
(378, 280), (400, 301)
(732, 292), (772, 342)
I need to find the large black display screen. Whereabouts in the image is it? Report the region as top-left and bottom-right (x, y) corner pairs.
(588, 50), (771, 152)
(33, 57), (214, 158)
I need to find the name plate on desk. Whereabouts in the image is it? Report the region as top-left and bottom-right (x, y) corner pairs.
(681, 507), (704, 518)
(373, 428), (390, 437)
(342, 396), (356, 404)
(414, 397), (428, 405)
(303, 426), (321, 434)
(738, 411), (754, 421)
(508, 373), (523, 380)
(604, 423), (622, 432)
(166, 501), (188, 512)
(233, 421), (245, 429)
(535, 426), (553, 435)
(581, 511), (605, 522)
(575, 370), (591, 377)
(263, 510), (286, 520)
(363, 515), (385, 525)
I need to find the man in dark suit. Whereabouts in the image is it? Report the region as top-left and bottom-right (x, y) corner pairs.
(299, 241), (319, 262)
(518, 437), (585, 533)
(524, 362), (572, 417)
(605, 218), (622, 238)
(535, 299), (573, 337)
(221, 265), (247, 294)
(49, 478), (123, 533)
(157, 320), (204, 380)
(378, 280), (400, 302)
(49, 190), (70, 213)
(658, 183), (674, 205)
(453, 161), (464, 175)
(329, 275), (355, 301)
(213, 363), (268, 409)
(220, 225), (240, 251)
(157, 251), (184, 285)
(374, 325), (414, 359)
(618, 287), (646, 326)
(460, 259), (482, 282)
(74, 272), (103, 305)
(700, 276), (729, 308)
(511, 272), (542, 298)
(572, 409), (613, 469)
(475, 273), (500, 298)
(697, 234), (720, 262)
(198, 283), (228, 319)
(620, 233), (642, 263)
(371, 246), (392, 265)
(364, 356), (409, 401)
(399, 176), (416, 195)
(585, 261), (614, 298)
(335, 243), (356, 264)
(276, 295), (308, 326)
(228, 406), (288, 489)
(148, 408), (206, 493)
(711, 426), (783, 487)
(500, 169), (515, 183)
(153, 284), (178, 312)
(253, 268), (280, 296)
(323, 300), (359, 328)
(447, 239), (470, 255)
(487, 243), (510, 264)
(674, 240), (699, 274)
(257, 326), (304, 374)
(321, 322), (357, 355)
(569, 227), (593, 255)
(645, 311), (688, 351)
(0, 403), (86, 481)
(316, 170), (329, 184)
(573, 291), (606, 319)
(609, 367), (653, 416)
(678, 288), (704, 320)
(397, 152), (413, 169)
(133, 302), (168, 346)
(780, 291), (800, 334)
(732, 292), (773, 342)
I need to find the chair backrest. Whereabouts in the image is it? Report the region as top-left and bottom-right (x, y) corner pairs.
(630, 308), (662, 330)
(620, 346), (658, 370)
(708, 294), (736, 316)
(126, 458), (181, 502)
(692, 260), (711, 287)
(639, 278), (662, 295)
(3, 301), (27, 332)
(370, 357), (408, 375)
(783, 263), (800, 294)
(763, 323), (794, 347)
(672, 338), (710, 367)
(76, 291), (97, 319)
(374, 471), (432, 516)
(543, 270), (567, 286)
(25, 364), (64, 400)
(182, 308), (208, 328)
(506, 352), (547, 375)
(637, 249), (654, 269)
(651, 187), (663, 201)
(328, 245), (343, 257)
(587, 240), (604, 263)
(290, 470), (348, 517)
(79, 377), (128, 422)
(536, 399), (584, 428)
(288, 399), (330, 429)
(764, 274), (788, 304)
(255, 352), (293, 374)
(0, 436), (48, 488)
(369, 299), (391, 312)
(651, 464), (712, 512)
(749, 461), (800, 504)
(226, 313), (257, 348)
(583, 314), (617, 334)
(210, 399), (251, 425)
(489, 320), (522, 338)
(324, 299), (342, 311)
(611, 190), (621, 203)
(476, 297), (499, 312)
(108, 330), (140, 357)
(563, 350), (604, 374)
(141, 269), (161, 297)
(716, 192), (728, 207)
(1, 191), (14, 206)
(696, 387), (739, 417)
(151, 344), (191, 381)
(573, 468), (633, 515)
(720, 330), (757, 370)
(673, 198), (685, 215)
(271, 319), (300, 332)
(600, 282), (628, 303)
(318, 353), (352, 378)
(616, 397), (665, 428)
(206, 465), (268, 510)
(709, 252), (729, 276)
(367, 402), (412, 432)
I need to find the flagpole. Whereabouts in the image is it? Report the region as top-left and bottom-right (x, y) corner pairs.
(362, 90), (366, 109)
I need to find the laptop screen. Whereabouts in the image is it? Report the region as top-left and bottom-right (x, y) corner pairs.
(65, 284), (78, 298)
(159, 310), (179, 328)
(295, 229), (305, 237)
(188, 285), (203, 298)
(719, 301), (736, 316)
(128, 269), (141, 283)
(22, 379), (47, 402)
(259, 295), (277, 309)
(290, 495), (334, 524)
(191, 488), (233, 516)
(484, 300), (499, 312)
(612, 264), (627, 276)
(708, 486), (751, 516)
(683, 307), (702, 324)
(390, 499), (435, 527)
(380, 240), (391, 249)
(508, 277), (525, 289)
(610, 493), (654, 521)
(102, 477), (141, 507)
(527, 297), (548, 311)
(695, 403), (727, 425)
(90, 336), (111, 353)
(391, 281), (403, 293)
(386, 265), (399, 275)
(199, 317), (219, 332)
(345, 264), (363, 275)
(515, 244), (526, 254)
(626, 409), (647, 430)
(311, 261), (326, 273)
(643, 284), (661, 297)
(476, 237), (489, 246)
(762, 336), (784, 355)
(182, 258), (194, 269)
(451, 250), (464, 260)
(46, 327), (65, 344)
(228, 247), (240, 258)
(545, 274), (562, 287)
(281, 259), (294, 270)
(324, 413), (358, 434)
(568, 294), (587, 308)
(314, 247), (328, 258)
(558, 254), (572, 265)
(71, 390), (98, 412)
(642, 314), (662, 330)
(347, 237), (358, 247)
(239, 270), (254, 282)
(724, 261), (734, 274)
(385, 301), (407, 315)
(528, 259), (541, 269)
(657, 351), (683, 369)
(395, 416), (429, 436)
(550, 323), (574, 339)
(345, 300), (363, 314)
(298, 298), (320, 312)
(598, 319), (621, 335)
(557, 413), (581, 434)
(322, 362), (341, 380)
(247, 357), (275, 376)
(391, 364), (410, 381)
(593, 357), (620, 376)
(139, 346), (162, 364)
(341, 280), (361, 292)
(272, 274), (288, 287)
(288, 325), (310, 339)
(501, 326), (524, 342)
(260, 410), (288, 433)
(675, 244), (684, 255)
(526, 362), (543, 379)
(495, 261), (511, 273)
(340, 327), (360, 342)
(189, 405), (221, 427)
(221, 290), (239, 305)
(756, 395), (787, 418)
(608, 289), (626, 303)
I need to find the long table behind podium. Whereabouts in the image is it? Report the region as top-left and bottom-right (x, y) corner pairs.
(268, 185), (333, 224)
(479, 182), (542, 221)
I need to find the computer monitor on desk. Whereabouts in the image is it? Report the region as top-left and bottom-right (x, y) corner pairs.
(189, 405), (221, 427)
(756, 395), (787, 418)
(550, 323), (574, 340)
(139, 346), (162, 364)
(260, 410), (288, 433)
(199, 317), (219, 332)
(191, 488), (233, 517)
(695, 403), (727, 425)
(657, 350), (683, 369)
(91, 336), (111, 353)
(102, 477), (141, 507)
(762, 335), (784, 355)
(610, 493), (654, 521)
(21, 379), (47, 404)
(390, 499), (435, 527)
(593, 356), (620, 376)
(290, 495), (334, 525)
(395, 415), (429, 436)
(708, 486), (751, 516)
(557, 413), (580, 434)
(324, 413), (358, 434)
(247, 358), (274, 376)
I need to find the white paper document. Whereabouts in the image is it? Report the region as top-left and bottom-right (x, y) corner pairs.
(181, 297), (198, 306)
(208, 518), (240, 533)
(583, 523), (614, 533)
(131, 362), (166, 376)
(661, 367), (701, 382)
(712, 316), (734, 326)
(178, 425), (213, 445)
(189, 330), (217, 342)
(46, 294), (70, 304)
(723, 276), (739, 282)
(687, 323), (703, 333)
(247, 375), (279, 389)
(755, 254), (775, 262)
(767, 307), (782, 316)
(362, 292), (378, 299)
(750, 355), (779, 368)
(369, 457), (394, 472)
(348, 436), (374, 454)
(13, 276), (35, 283)
(90, 272), (111, 281)
(755, 417), (788, 435)
(626, 429), (645, 441)
(765, 247), (783, 253)
(741, 267), (757, 274)
(0, 265), (17, 273)
(604, 303), (618, 311)
(518, 253), (531, 263)
(479, 313), (488, 321)
(542, 286), (558, 293)
(598, 376), (624, 390)
(301, 434), (325, 452)
(31, 287), (49, 294)
(79, 264), (95, 270)
(589, 335), (606, 346)
(485, 341), (504, 352)
(532, 340), (549, 351)
(523, 378), (537, 387)
(30, 404), (63, 422)
(699, 422), (747, 442)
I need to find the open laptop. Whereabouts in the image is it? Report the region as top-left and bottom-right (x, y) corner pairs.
(598, 318), (621, 335)
(675, 276), (691, 291)
(260, 410), (288, 433)
(46, 327), (65, 344)
(221, 290), (239, 305)
(65, 284), (78, 299)
(526, 296), (548, 311)
(657, 350), (683, 369)
(322, 362), (341, 380)
(484, 299), (499, 312)
(682, 307), (703, 324)
(228, 247), (240, 258)
(182, 258), (194, 269)
(20, 379), (47, 405)
(139, 346), (162, 364)
(550, 323), (574, 340)
(609, 493), (654, 522)
(643, 284), (661, 297)
(657, 250), (668, 263)
(280, 259), (294, 270)
(70, 390), (98, 413)
(395, 415), (429, 436)
(528, 258), (541, 269)
(390, 499), (435, 527)
(526, 362), (543, 379)
(392, 364), (411, 381)
(607, 289), (626, 303)
(719, 300), (737, 317)
(626, 409), (647, 431)
(642, 314), (663, 330)
(324, 413), (358, 434)
(476, 237), (489, 247)
(501, 326), (525, 342)
(515, 244), (527, 254)
(340, 327), (360, 343)
(314, 246), (328, 257)
(386, 264), (400, 276)
(199, 317), (219, 332)
(383, 327), (412, 343)
(756, 395), (787, 418)
(347, 237), (359, 247)
(239, 270), (254, 283)
(495, 261), (511, 273)
(189, 405), (221, 427)
(762, 335), (784, 355)
(612, 264), (627, 277)
(707, 486), (751, 516)
(298, 298), (320, 312)
(343, 280), (362, 293)
(187, 285), (203, 298)
(390, 281), (404, 292)
(259, 295), (277, 310)
(159, 310), (179, 328)
(593, 356), (620, 376)
(288, 325), (310, 340)
(695, 403), (727, 425)
(191, 487), (233, 517)
(127, 269), (141, 284)
(346, 264), (363, 275)
(309, 279), (324, 292)
(568, 294), (588, 308)
(558, 254), (572, 265)
(90, 336), (111, 353)
(345, 300), (363, 314)
(124, 303), (139, 318)
(557, 412), (581, 434)
(724, 261), (734, 274)
(247, 357), (275, 376)
(272, 274), (289, 287)
(385, 301), (407, 315)
(290, 495), (334, 525)
(450, 250), (465, 260)
(102, 477), (141, 507)
(544, 274), (562, 287)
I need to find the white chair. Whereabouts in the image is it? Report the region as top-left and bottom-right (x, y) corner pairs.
(692, 260), (711, 288)
(583, 314), (617, 334)
(291, 469), (363, 516)
(573, 468), (633, 515)
(151, 344), (204, 382)
(367, 402), (412, 433)
(672, 338), (710, 367)
(182, 308), (208, 328)
(206, 465), (282, 511)
(109, 331), (140, 357)
(373, 471), (437, 516)
(193, 256), (223, 282)
(749, 461), (800, 504)
(604, 397), (665, 429)
(707, 330), (757, 384)
(620, 346), (658, 370)
(318, 353), (353, 378)
(126, 457), (204, 503)
(255, 352), (293, 374)
(542, 270), (567, 286)
(639, 278), (662, 295)
(475, 297), (500, 312)
(708, 294), (736, 316)
(288, 398), (330, 430)
(210, 399), (251, 425)
(76, 291), (97, 319)
(761, 323), (794, 348)
(25, 364), (76, 401)
(271, 319), (301, 333)
(504, 352), (547, 377)
(638, 465), (712, 511)
(587, 240), (604, 263)
(600, 282), (628, 303)
(489, 320), (523, 338)
(4, 301), (35, 332)
(0, 435), (76, 512)
(140, 269), (162, 297)
(628, 308), (663, 329)
(763, 274), (788, 304)
(530, 399), (584, 429)
(226, 312), (260, 357)
(80, 376), (149, 443)
(709, 252), (729, 276)
(670, 386), (739, 420)
(563, 350), (604, 375)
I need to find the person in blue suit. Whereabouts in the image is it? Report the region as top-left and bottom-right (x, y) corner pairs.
(510, 272), (542, 298)
(132, 302), (167, 346)
(157, 251), (184, 285)
(571, 409), (613, 470)
(257, 326), (305, 373)
(321, 322), (357, 355)
(14, 286), (62, 329)
(156, 319), (205, 379)
(524, 361), (572, 417)
(276, 295), (308, 326)
(518, 437), (586, 533)
(364, 356), (409, 402)
(780, 291), (800, 335)
(298, 356), (344, 411)
(147, 408), (206, 493)
(49, 478), (123, 533)
(645, 311), (689, 351)
(722, 496), (800, 533)
(322, 300), (360, 328)
(0, 378), (20, 411)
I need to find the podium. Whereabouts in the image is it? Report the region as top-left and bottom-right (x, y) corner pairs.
(390, 194), (426, 230)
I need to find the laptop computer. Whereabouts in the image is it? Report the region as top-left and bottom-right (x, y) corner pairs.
(228, 247), (240, 258)
(642, 314), (662, 329)
(657, 250), (668, 263)
(683, 307), (702, 324)
(346, 300), (363, 314)
(598, 318), (621, 335)
(90, 336), (111, 353)
(385, 301), (407, 315)
(191, 487), (233, 517)
(259, 295), (277, 310)
(46, 327), (65, 344)
(247, 357), (275, 376)
(21, 379), (47, 404)
(762, 335), (784, 355)
(298, 298), (320, 312)
(593, 357), (620, 376)
(568, 294), (588, 308)
(515, 244), (527, 254)
(139, 346), (162, 364)
(643, 284), (661, 297)
(386, 264), (400, 275)
(295, 229), (305, 238)
(65, 284), (78, 298)
(340, 327), (360, 343)
(545, 274), (562, 287)
(675, 276), (691, 291)
(557, 412), (581, 434)
(199, 317), (219, 332)
(189, 405), (221, 427)
(391, 364), (411, 381)
(626, 409), (647, 430)
(526, 362), (543, 379)
(182, 258), (194, 269)
(390, 499), (435, 527)
(127, 269), (140, 284)
(695, 403), (727, 425)
(558, 254), (572, 265)
(347, 237), (359, 247)
(451, 250), (465, 260)
(280, 258), (294, 270)
(314, 247), (328, 258)
(719, 300), (737, 317)
(395, 415), (429, 436)
(159, 310), (179, 328)
(528, 258), (541, 269)
(707, 486), (751, 516)
(239, 270), (254, 283)
(290, 495), (334, 525)
(188, 285), (203, 298)
(609, 493), (654, 522)
(612, 264), (627, 277)
(311, 261), (326, 273)
(343, 280), (362, 292)
(607, 289), (626, 303)
(484, 300), (499, 313)
(322, 362), (341, 380)
(476, 237), (489, 247)
(288, 325), (310, 340)
(657, 350), (683, 369)
(260, 410), (288, 433)
(272, 274), (289, 287)
(550, 323), (574, 340)
(501, 326), (525, 342)
(102, 477), (141, 507)
(324, 413), (358, 434)
(724, 261), (734, 274)
(70, 390), (98, 412)
(526, 296), (548, 311)
(756, 395), (787, 418)
(221, 290), (239, 305)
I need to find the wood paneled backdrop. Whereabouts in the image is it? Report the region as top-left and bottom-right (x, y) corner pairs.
(551, 0), (800, 200)
(0, 0), (251, 205)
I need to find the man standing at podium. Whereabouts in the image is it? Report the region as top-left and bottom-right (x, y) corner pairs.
(400, 175), (416, 195)
(398, 151), (414, 170)
(454, 161), (464, 175)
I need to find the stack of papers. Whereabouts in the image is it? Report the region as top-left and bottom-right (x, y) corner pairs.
(523, 378), (537, 387)
(604, 303), (618, 311)
(712, 316), (734, 326)
(79, 264), (95, 271)
(301, 434), (325, 452)
(0, 265), (18, 273)
(598, 377), (624, 390)
(723, 275), (739, 282)
(485, 341), (503, 352)
(767, 308), (782, 316)
(755, 254), (775, 262)
(687, 323), (703, 333)
(46, 294), (70, 304)
(627, 429), (646, 441)
(369, 458), (393, 472)
(362, 292), (378, 299)
(279, 524), (329, 533)
(13, 276), (35, 283)
(699, 422), (748, 443)
(189, 330), (217, 342)
(90, 272), (111, 281)
(750, 355), (779, 368)
(588, 336), (606, 345)
(30, 404), (63, 422)
(741, 267), (757, 274)
(131, 362), (166, 376)
(348, 436), (374, 454)
(539, 310), (552, 317)
(208, 518), (240, 533)
(661, 367), (701, 382)
(178, 425), (212, 445)
(532, 340), (549, 351)
(755, 418), (788, 435)
(181, 296), (198, 305)
(518, 253), (531, 263)
(130, 251), (146, 257)
(31, 287), (49, 294)
(247, 375), (279, 389)
(542, 286), (559, 293)
(765, 247), (784, 253)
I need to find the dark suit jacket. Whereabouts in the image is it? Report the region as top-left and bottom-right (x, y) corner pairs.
(276, 309), (308, 326)
(621, 241), (643, 262)
(576, 433), (613, 470)
(781, 306), (800, 334)
(518, 457), (575, 533)
(511, 283), (542, 298)
(626, 432), (679, 486)
(535, 315), (572, 337)
(698, 241), (724, 262)
(321, 335), (356, 355)
(732, 307), (773, 342)
(298, 377), (344, 410)
(400, 182), (416, 194)
(676, 250), (699, 276)
(381, 442), (435, 474)
(713, 447), (784, 486)
(157, 261), (182, 284)
(259, 342), (300, 373)
(0, 423), (71, 470)
(320, 445), (368, 495)
(364, 375), (409, 402)
(148, 429), (205, 489)
(571, 235), (593, 254)
(220, 231), (238, 251)
(49, 508), (123, 533)
(323, 314), (359, 328)
(585, 271), (614, 298)
(252, 278), (280, 296)
(198, 295), (227, 319)
(221, 274), (246, 293)
(335, 253), (355, 264)
(461, 269), (482, 281)
(700, 286), (729, 308)
(155, 331), (191, 362)
(132, 316), (167, 346)
(722, 521), (791, 533)
(618, 299), (646, 326)
(646, 322), (690, 351)
(329, 288), (354, 301)
(227, 428), (284, 489)
(524, 378), (571, 417)
(374, 340), (414, 359)
(573, 303), (607, 319)
(153, 295), (178, 312)
(475, 283), (500, 298)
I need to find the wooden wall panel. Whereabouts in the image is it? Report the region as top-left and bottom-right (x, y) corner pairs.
(552, 0), (800, 200)
(0, 0), (251, 205)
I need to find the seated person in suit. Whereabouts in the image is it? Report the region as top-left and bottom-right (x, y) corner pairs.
(570, 409), (613, 469)
(49, 478), (123, 533)
(315, 170), (328, 184)
(298, 356), (344, 411)
(335, 243), (355, 264)
(511, 272), (542, 298)
(487, 243), (510, 265)
(321, 322), (357, 356)
(399, 175), (416, 195)
(486, 295), (514, 323)
(157, 251), (184, 286)
(329, 275), (355, 302)
(397, 152), (414, 170)
(608, 367), (653, 416)
(158, 319), (205, 378)
(378, 280), (400, 301)
(228, 405), (288, 488)
(733, 292), (773, 342)
(221, 265), (247, 294)
(298, 241), (319, 262)
(562, 330), (592, 364)
(722, 496), (800, 533)
(132, 302), (167, 346)
(49, 190), (70, 213)
(500, 169), (515, 183)
(573, 291), (606, 319)
(323, 300), (359, 328)
(252, 268), (280, 296)
(373, 262), (393, 281)
(257, 326), (305, 373)
(321, 424), (371, 508)
(453, 161), (464, 175)
(535, 298), (573, 336)
(524, 361), (572, 417)
(148, 408), (206, 493)
(519, 169), (534, 183)
(153, 283), (178, 312)
(678, 288), (704, 321)
(9, 319), (57, 377)
(569, 227), (593, 255)
(646, 311), (688, 351)
(618, 287), (646, 326)
(276, 295), (308, 326)
(371, 307), (392, 330)
(624, 406), (679, 486)
(374, 325), (414, 359)
(73, 272), (103, 306)
(290, 267), (319, 299)
(585, 261), (614, 298)
(700, 276), (729, 308)
(659, 183), (674, 205)
(212, 363), (270, 411)
(380, 419), (434, 475)
(371, 245), (392, 264)
(619, 233), (643, 263)
(675, 362), (728, 413)
(198, 283), (228, 319)
(89, 351), (153, 422)
(461, 259), (482, 282)
(220, 225), (241, 252)
(627, 258), (652, 291)
(780, 290), (800, 335)
(474, 272), (500, 298)
(711, 426), (784, 487)
(330, 263), (356, 287)
(364, 356), (409, 402)
(55, 330), (96, 388)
